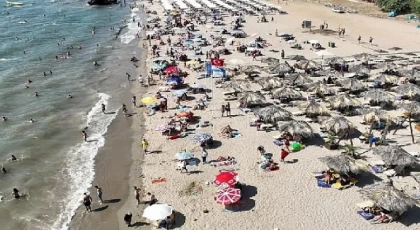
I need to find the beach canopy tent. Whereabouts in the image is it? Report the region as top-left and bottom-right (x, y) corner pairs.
(161, 0), (173, 11)
(174, 0), (189, 10)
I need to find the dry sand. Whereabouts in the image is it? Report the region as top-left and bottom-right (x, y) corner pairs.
(71, 1), (420, 230)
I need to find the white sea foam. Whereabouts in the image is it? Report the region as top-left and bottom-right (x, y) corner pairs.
(120, 8), (142, 44)
(52, 93), (118, 230)
(0, 58), (17, 62)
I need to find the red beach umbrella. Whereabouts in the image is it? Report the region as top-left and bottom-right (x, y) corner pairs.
(215, 187), (241, 205)
(214, 171), (238, 187)
(164, 66), (179, 74)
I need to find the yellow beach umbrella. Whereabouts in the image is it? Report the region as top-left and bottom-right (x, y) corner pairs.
(141, 97), (158, 104)
(186, 60), (200, 67)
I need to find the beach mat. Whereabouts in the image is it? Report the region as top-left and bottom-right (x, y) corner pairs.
(357, 210), (375, 220)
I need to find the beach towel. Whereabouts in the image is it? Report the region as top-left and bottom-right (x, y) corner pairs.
(357, 210), (375, 220)
(317, 179), (331, 188)
(152, 178), (167, 184)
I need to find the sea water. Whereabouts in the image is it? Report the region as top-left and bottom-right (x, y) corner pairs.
(0, 1), (143, 229)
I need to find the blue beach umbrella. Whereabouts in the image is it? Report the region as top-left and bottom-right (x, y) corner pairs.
(190, 132), (212, 143)
(176, 151), (194, 160)
(167, 77), (182, 84)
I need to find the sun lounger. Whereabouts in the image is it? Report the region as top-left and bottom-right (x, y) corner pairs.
(223, 95), (237, 101)
(240, 108), (251, 113)
(292, 111), (305, 116)
(357, 210), (376, 220)
(259, 124), (273, 131)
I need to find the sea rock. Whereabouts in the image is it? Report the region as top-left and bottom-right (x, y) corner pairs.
(87, 0), (119, 5)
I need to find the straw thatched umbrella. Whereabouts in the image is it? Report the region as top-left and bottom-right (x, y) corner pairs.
(319, 155), (363, 175)
(328, 93), (362, 109)
(397, 102), (420, 143)
(348, 64), (370, 76)
(377, 62), (399, 72)
(393, 83), (420, 98)
(254, 105), (292, 124)
(240, 65), (261, 75)
(272, 87), (302, 99)
(305, 81), (335, 95)
(362, 89), (394, 103)
(261, 57), (279, 65)
(318, 116), (356, 135)
(297, 100), (330, 117)
(239, 91), (267, 107)
(369, 74), (399, 84)
(257, 77), (284, 90)
(372, 146), (417, 167)
(285, 73), (313, 86)
(337, 78), (366, 92)
(353, 53), (377, 62)
(359, 182), (415, 215)
(277, 120), (314, 138)
(294, 60), (321, 70)
(265, 62), (293, 74)
(222, 80), (251, 92)
(326, 57), (346, 65)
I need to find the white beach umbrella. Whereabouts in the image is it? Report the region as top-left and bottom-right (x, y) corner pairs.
(143, 204), (173, 221)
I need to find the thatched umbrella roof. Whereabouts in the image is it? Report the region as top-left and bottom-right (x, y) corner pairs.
(393, 83), (420, 98)
(348, 64), (370, 76)
(319, 155), (363, 175)
(297, 100), (330, 116)
(322, 70), (342, 79)
(372, 146), (417, 167)
(240, 65), (261, 75)
(305, 81), (335, 95)
(318, 116), (356, 135)
(254, 105), (292, 124)
(326, 57), (346, 65)
(377, 62), (400, 72)
(362, 89), (394, 102)
(261, 57), (279, 65)
(277, 120), (314, 138)
(355, 108), (390, 123)
(265, 62), (293, 74)
(285, 73), (313, 86)
(398, 101), (420, 115)
(328, 93), (362, 109)
(369, 74), (399, 84)
(353, 53), (377, 62)
(222, 80), (251, 92)
(337, 78), (366, 91)
(257, 77), (284, 90)
(239, 91), (267, 107)
(272, 87), (302, 99)
(294, 60), (321, 70)
(359, 182), (415, 215)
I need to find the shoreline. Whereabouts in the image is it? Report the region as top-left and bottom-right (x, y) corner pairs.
(69, 4), (149, 230)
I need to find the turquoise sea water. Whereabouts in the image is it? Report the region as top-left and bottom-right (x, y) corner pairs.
(0, 1), (143, 229)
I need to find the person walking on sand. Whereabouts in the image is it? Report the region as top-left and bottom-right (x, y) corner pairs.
(132, 96), (137, 108)
(141, 138), (149, 153)
(83, 193), (93, 213)
(357, 35), (361, 44)
(225, 102), (231, 117)
(124, 212), (133, 227)
(94, 185), (103, 204)
(82, 131), (88, 142)
(200, 143), (208, 164)
(221, 105), (225, 117)
(369, 36), (373, 45)
(180, 160), (188, 173)
(280, 148), (289, 163)
(126, 72), (131, 81)
(134, 186), (141, 205)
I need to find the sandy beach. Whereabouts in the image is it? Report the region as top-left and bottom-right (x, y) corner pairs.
(71, 0), (420, 229)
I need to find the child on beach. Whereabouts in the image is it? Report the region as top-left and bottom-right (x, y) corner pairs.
(201, 143), (208, 164)
(280, 149), (289, 162)
(141, 138), (149, 153)
(94, 185), (103, 204)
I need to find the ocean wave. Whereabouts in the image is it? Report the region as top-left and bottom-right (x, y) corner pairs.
(52, 93), (118, 230)
(120, 7), (143, 44)
(0, 58), (17, 62)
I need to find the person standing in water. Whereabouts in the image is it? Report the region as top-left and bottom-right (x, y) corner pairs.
(83, 193), (93, 212)
(101, 103), (106, 114)
(11, 155), (17, 161)
(82, 131), (88, 142)
(12, 188), (20, 199)
(94, 185), (103, 204)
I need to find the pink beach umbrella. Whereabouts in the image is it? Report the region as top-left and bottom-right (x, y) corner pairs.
(215, 187), (241, 205)
(164, 66), (179, 74)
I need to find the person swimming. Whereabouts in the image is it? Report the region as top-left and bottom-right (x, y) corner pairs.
(29, 119), (35, 123)
(2, 117), (7, 121)
(11, 155), (17, 161)
(93, 61), (99, 66)
(68, 95), (73, 99)
(50, 70), (52, 74)
(43, 72), (46, 76)
(34, 92), (39, 97)
(12, 188), (20, 199)
(1, 166), (6, 173)
(27, 79), (32, 84)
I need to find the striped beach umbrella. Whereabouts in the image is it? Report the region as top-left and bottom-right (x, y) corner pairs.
(215, 187), (241, 205)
